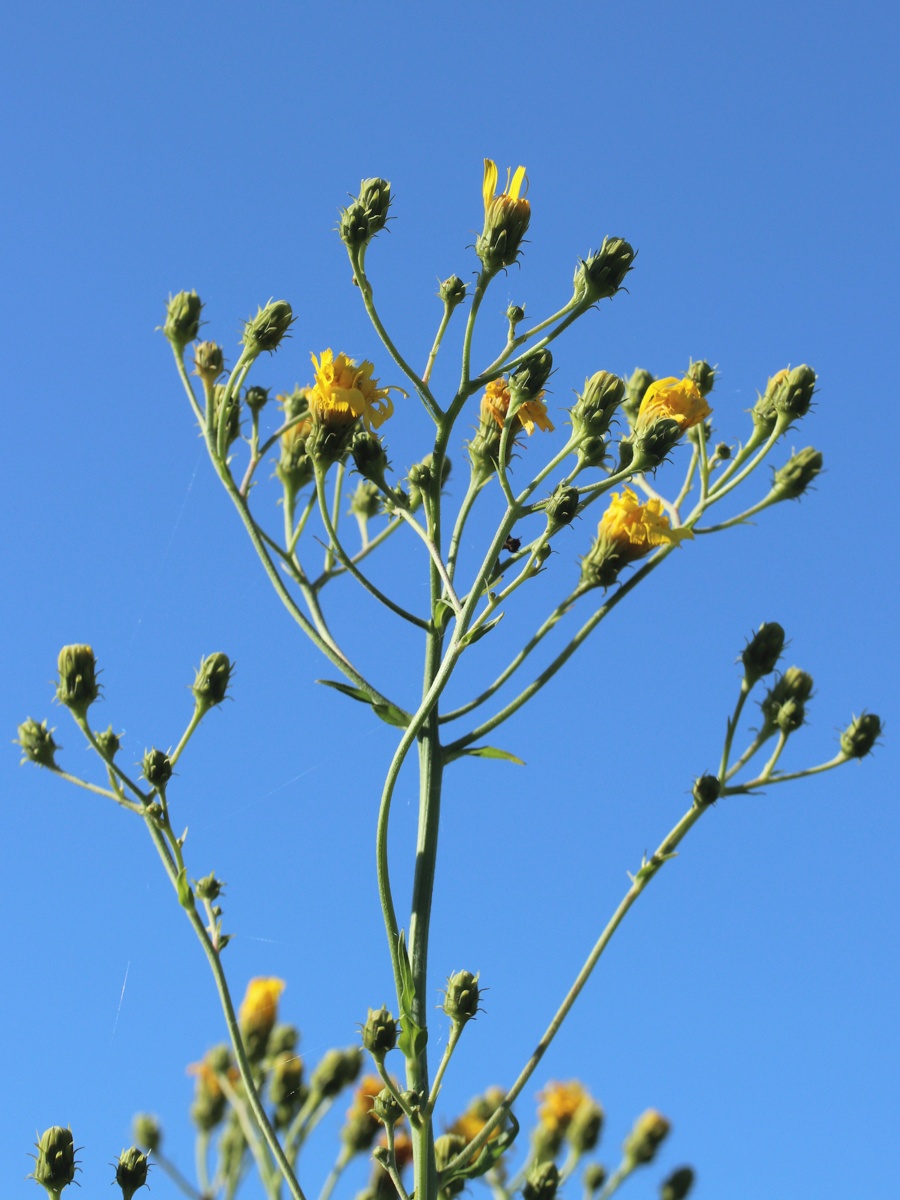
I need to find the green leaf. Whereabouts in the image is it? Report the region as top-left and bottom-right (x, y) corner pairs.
(433, 599), (455, 631)
(460, 614), (503, 648)
(316, 678), (373, 705)
(317, 680), (411, 727)
(395, 931), (427, 1060)
(461, 745), (525, 766)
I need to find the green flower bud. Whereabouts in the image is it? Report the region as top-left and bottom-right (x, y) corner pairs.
(163, 290), (203, 352)
(30, 1126), (78, 1195)
(192, 652), (234, 710)
(189, 1046), (232, 1132)
(193, 341), (225, 389)
(571, 371), (625, 440)
(692, 774), (720, 808)
(351, 431), (391, 490)
(115, 1147), (150, 1200)
(661, 1166), (695, 1200)
(338, 200), (371, 248)
(713, 441), (732, 461)
(349, 480), (382, 521)
(245, 385), (270, 413)
(839, 712), (882, 760)
(772, 364), (817, 420)
(583, 1163), (608, 1193)
(572, 238), (636, 304)
(541, 485), (580, 533)
(269, 1048), (307, 1121)
(435, 1133), (468, 1195)
(16, 718), (60, 768)
(443, 970), (481, 1024)
(141, 748), (172, 789)
(95, 725), (121, 760)
(760, 667), (814, 736)
(770, 447), (823, 501)
(311, 1047), (362, 1098)
(577, 434), (610, 470)
(440, 275), (467, 308)
(195, 872), (225, 901)
(631, 417), (683, 470)
(506, 303), (526, 329)
(269, 1023), (300, 1056)
(361, 1005), (398, 1058)
(131, 1115), (161, 1155)
(686, 359), (716, 397)
(622, 367), (655, 427)
(566, 1099), (604, 1153)
(622, 1109), (670, 1166)
(523, 1161), (560, 1200)
(372, 1087), (404, 1126)
(210, 384), (242, 449)
(407, 453), (451, 512)
(56, 644), (100, 719)
(741, 622), (786, 685)
(510, 349), (553, 402)
(357, 178), (392, 235)
(243, 300), (294, 357)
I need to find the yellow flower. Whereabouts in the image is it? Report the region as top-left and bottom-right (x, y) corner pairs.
(537, 1081), (590, 1133)
(636, 376), (711, 432)
(308, 349), (399, 431)
(477, 159), (531, 269)
(481, 377), (555, 436)
(239, 977), (285, 1040)
(597, 488), (693, 563)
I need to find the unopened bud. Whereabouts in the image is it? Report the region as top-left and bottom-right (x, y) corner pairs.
(440, 276), (467, 308)
(372, 1087), (404, 1126)
(523, 1161), (560, 1200)
(622, 367), (655, 427)
(741, 622), (786, 685)
(245, 385), (270, 413)
(760, 667), (814, 736)
(210, 384), (242, 448)
(357, 178), (392, 235)
(566, 1099), (604, 1153)
(623, 1109), (670, 1166)
(16, 718), (59, 769)
(192, 652), (233, 710)
(686, 360), (716, 397)
(583, 1164), (607, 1193)
(132, 1115), (161, 1154)
(350, 480), (382, 521)
(772, 364), (817, 419)
(163, 290), (203, 351)
(338, 200), (371, 248)
(29, 1126), (77, 1194)
(573, 238), (636, 304)
(196, 872), (225, 901)
(311, 1047), (362, 1098)
(839, 712), (882, 760)
(351, 431), (390, 490)
(770, 447), (823, 500)
(56, 644), (100, 719)
(692, 774), (720, 808)
(115, 1147), (150, 1200)
(435, 1133), (468, 1195)
(95, 725), (122, 760)
(142, 748), (172, 789)
(193, 341), (225, 388)
(243, 300), (294, 357)
(542, 485), (580, 533)
(571, 371), (625, 440)
(510, 348), (553, 402)
(443, 970), (481, 1024)
(507, 303), (526, 329)
(661, 1167), (695, 1200)
(361, 1006), (398, 1058)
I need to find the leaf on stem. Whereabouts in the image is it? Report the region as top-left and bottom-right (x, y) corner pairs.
(316, 679), (411, 728)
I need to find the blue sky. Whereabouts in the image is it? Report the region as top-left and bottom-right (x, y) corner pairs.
(3, 3), (898, 1199)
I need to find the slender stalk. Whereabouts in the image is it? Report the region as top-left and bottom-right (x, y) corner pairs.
(317, 1147), (352, 1200)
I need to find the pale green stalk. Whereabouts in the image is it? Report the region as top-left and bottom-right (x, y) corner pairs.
(316, 1147), (352, 1200)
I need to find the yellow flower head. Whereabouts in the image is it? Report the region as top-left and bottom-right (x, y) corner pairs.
(239, 977), (285, 1040)
(308, 350), (399, 431)
(636, 376), (711, 433)
(481, 377), (555, 436)
(478, 159), (531, 270)
(537, 1080), (590, 1133)
(598, 488), (693, 563)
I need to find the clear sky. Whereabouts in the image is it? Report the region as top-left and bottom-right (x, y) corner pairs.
(3, 3), (898, 1199)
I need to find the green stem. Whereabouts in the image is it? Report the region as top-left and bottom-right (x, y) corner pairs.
(317, 1147), (352, 1200)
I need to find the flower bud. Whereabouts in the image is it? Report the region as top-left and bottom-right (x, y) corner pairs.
(507, 303), (526, 331)
(95, 725), (121, 760)
(16, 718), (59, 768)
(686, 360), (716, 397)
(440, 275), (467, 308)
(583, 1164), (607, 1193)
(115, 1147), (150, 1200)
(210, 384), (242, 448)
(189, 1046), (233, 1131)
(510, 349), (553, 402)
(245, 385), (270, 414)
(692, 774), (720, 808)
(435, 1133), (468, 1195)
(351, 431), (391, 490)
(571, 371), (625, 440)
(311, 1046), (362, 1098)
(477, 159), (531, 271)
(443, 970), (481, 1024)
(622, 1109), (671, 1166)
(243, 300), (294, 357)
(741, 622), (786, 685)
(523, 1161), (560, 1200)
(760, 667), (814, 736)
(361, 1005), (398, 1058)
(770, 447), (823, 501)
(30, 1126), (78, 1194)
(270, 1048), (307, 1122)
(350, 481), (382, 521)
(661, 1167), (695, 1200)
(277, 415), (314, 495)
(577, 434), (610, 470)
(193, 341), (225, 389)
(772, 364), (817, 420)
(839, 712), (882, 760)
(572, 238), (636, 304)
(541, 485), (580, 534)
(338, 200), (371, 247)
(372, 1086), (404, 1126)
(357, 178), (392, 235)
(56, 644), (100, 719)
(163, 290), (203, 351)
(192, 652), (234, 711)
(713, 441), (732, 461)
(631, 418), (682, 469)
(408, 453), (451, 512)
(622, 367), (655, 427)
(566, 1098), (604, 1153)
(239, 977), (285, 1060)
(196, 872), (225, 901)
(142, 749), (172, 789)
(132, 1115), (161, 1154)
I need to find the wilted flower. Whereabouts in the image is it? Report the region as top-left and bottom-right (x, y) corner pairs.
(581, 489), (692, 589)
